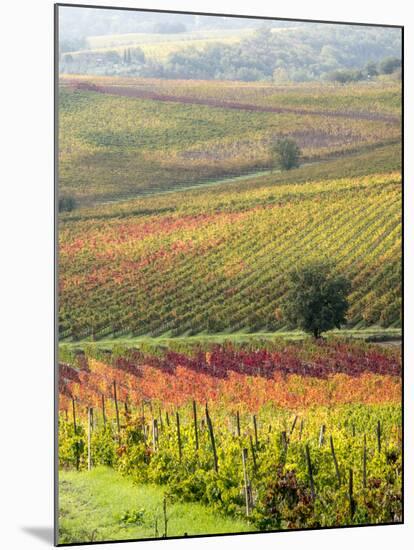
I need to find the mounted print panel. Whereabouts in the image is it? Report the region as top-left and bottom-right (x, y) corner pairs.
(55, 3), (403, 545)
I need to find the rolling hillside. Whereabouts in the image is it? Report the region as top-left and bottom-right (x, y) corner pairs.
(58, 76), (401, 205)
(56, 10), (403, 544)
(58, 143), (401, 340)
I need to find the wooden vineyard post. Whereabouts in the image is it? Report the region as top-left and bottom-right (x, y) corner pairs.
(113, 381), (120, 435)
(124, 399), (130, 422)
(290, 415), (298, 436)
(236, 411), (241, 437)
(72, 397), (79, 470)
(348, 468), (356, 519)
(352, 424), (356, 437)
(330, 435), (341, 486)
(192, 400), (199, 451)
(158, 408), (163, 432)
(249, 435), (257, 472)
(363, 434), (367, 488)
(305, 444), (315, 499)
(299, 419), (304, 440)
(152, 419), (158, 452)
(252, 415), (258, 448)
(205, 404), (218, 472)
(71, 397), (77, 433)
(87, 407), (92, 471)
(176, 411), (182, 462)
(377, 420), (381, 454)
(267, 424), (272, 445)
(319, 425), (326, 447)
(101, 394), (106, 427)
(242, 448), (251, 517)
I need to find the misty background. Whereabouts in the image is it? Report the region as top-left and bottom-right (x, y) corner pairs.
(59, 6), (402, 83)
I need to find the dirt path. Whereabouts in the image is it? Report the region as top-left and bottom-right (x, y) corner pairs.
(67, 79), (400, 124)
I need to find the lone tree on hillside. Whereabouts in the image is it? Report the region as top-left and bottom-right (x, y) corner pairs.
(271, 138), (301, 171)
(281, 261), (351, 339)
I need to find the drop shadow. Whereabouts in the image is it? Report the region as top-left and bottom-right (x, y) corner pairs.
(21, 526), (54, 544)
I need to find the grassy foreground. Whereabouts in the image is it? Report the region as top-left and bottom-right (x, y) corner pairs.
(58, 467), (254, 544)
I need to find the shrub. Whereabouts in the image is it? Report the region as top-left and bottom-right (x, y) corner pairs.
(59, 196), (77, 212)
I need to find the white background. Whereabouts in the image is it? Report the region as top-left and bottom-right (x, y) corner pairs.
(0, 0), (411, 548)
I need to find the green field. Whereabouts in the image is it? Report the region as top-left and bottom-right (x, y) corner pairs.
(59, 467), (253, 543)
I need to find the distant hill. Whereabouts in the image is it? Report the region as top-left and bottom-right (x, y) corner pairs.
(59, 18), (401, 82)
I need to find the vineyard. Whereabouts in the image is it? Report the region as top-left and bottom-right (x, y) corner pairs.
(58, 339), (402, 542)
(58, 77), (401, 204)
(62, 74), (401, 115)
(59, 161), (401, 339)
(57, 64), (402, 543)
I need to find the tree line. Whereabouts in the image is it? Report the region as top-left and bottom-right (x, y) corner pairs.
(60, 25), (401, 83)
